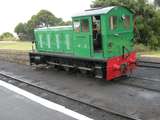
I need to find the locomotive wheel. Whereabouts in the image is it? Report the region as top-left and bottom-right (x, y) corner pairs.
(64, 67), (70, 72)
(79, 69), (87, 74)
(54, 65), (64, 71)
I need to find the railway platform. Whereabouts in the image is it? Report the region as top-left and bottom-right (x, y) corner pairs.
(0, 80), (92, 120)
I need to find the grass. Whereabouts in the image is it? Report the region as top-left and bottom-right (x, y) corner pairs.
(140, 51), (160, 57)
(0, 41), (160, 57)
(0, 41), (32, 51)
(134, 44), (160, 57)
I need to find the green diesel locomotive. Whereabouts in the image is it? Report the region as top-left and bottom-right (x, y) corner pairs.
(29, 6), (136, 80)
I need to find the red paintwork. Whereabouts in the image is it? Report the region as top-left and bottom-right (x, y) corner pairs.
(106, 52), (136, 80)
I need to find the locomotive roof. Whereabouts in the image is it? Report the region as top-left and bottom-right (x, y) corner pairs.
(72, 6), (133, 18)
(35, 25), (72, 31)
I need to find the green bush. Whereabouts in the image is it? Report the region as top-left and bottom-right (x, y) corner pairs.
(134, 44), (150, 52)
(148, 35), (159, 50)
(0, 32), (17, 41)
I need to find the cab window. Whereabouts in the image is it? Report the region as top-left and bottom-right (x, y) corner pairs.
(73, 21), (80, 32)
(81, 19), (89, 32)
(123, 16), (130, 29)
(109, 16), (117, 30)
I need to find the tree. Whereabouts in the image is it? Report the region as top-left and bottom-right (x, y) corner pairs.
(91, 0), (160, 50)
(154, 0), (160, 6)
(14, 23), (28, 40)
(15, 23), (27, 34)
(27, 10), (64, 28)
(63, 21), (72, 25)
(0, 32), (16, 41)
(15, 10), (64, 41)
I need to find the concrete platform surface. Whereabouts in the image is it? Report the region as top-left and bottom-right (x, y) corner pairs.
(0, 80), (92, 120)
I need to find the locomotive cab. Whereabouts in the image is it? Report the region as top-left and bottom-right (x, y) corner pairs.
(72, 6), (134, 59)
(72, 6), (136, 80)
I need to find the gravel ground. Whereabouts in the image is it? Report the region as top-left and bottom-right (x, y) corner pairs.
(0, 50), (29, 65)
(132, 67), (160, 81)
(0, 60), (160, 120)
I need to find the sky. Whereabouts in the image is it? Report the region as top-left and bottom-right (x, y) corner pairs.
(0, 0), (92, 35)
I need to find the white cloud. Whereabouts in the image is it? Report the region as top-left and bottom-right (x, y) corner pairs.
(0, 0), (92, 34)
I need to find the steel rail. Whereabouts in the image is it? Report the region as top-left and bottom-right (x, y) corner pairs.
(116, 76), (160, 93)
(137, 60), (160, 69)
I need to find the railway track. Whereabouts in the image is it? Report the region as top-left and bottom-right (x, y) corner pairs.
(0, 71), (140, 120)
(137, 60), (160, 68)
(115, 76), (160, 93)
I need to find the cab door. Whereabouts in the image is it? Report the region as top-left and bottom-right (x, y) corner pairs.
(118, 13), (133, 54)
(105, 14), (122, 58)
(73, 17), (92, 57)
(92, 15), (103, 58)
(106, 11), (133, 58)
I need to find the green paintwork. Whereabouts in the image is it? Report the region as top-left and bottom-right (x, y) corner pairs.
(102, 7), (134, 58)
(73, 16), (92, 57)
(34, 26), (73, 54)
(34, 6), (134, 59)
